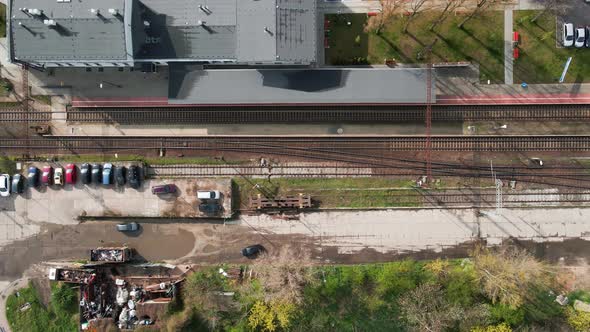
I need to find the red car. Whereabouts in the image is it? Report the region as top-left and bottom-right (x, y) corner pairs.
(65, 164), (76, 184)
(41, 166), (53, 186)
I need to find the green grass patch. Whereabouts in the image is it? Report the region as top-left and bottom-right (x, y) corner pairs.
(233, 177), (423, 208)
(0, 102), (23, 107)
(325, 12), (505, 82)
(514, 10), (590, 83)
(0, 4), (6, 38)
(32, 95), (52, 105)
(325, 14), (370, 65)
(6, 282), (79, 332)
(0, 157), (16, 174)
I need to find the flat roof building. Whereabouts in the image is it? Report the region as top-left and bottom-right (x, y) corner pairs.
(7, 0), (317, 68)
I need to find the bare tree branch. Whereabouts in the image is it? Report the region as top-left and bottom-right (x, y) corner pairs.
(403, 0), (428, 33)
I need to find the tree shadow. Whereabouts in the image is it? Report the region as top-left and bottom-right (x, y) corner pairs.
(375, 34), (412, 63)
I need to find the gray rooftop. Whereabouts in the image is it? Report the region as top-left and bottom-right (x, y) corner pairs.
(9, 0), (317, 64)
(169, 67), (433, 105)
(10, 0), (129, 62)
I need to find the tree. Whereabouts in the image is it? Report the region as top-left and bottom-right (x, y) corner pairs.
(398, 283), (463, 332)
(403, 0), (428, 33)
(429, 0), (468, 32)
(471, 323), (513, 332)
(458, 0), (496, 29)
(365, 0), (404, 34)
(472, 246), (558, 308)
(248, 300), (297, 332)
(250, 245), (316, 304)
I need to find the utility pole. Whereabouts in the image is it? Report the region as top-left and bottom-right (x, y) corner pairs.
(21, 63), (30, 158)
(425, 64), (433, 182)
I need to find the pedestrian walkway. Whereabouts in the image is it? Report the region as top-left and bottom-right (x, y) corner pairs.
(504, 9), (514, 85)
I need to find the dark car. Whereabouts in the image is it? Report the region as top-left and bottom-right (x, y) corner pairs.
(116, 222), (139, 232)
(91, 164), (101, 184)
(241, 245), (265, 258)
(114, 166), (126, 186)
(128, 165), (141, 189)
(11, 174), (24, 194)
(151, 184), (177, 195)
(27, 166), (39, 188)
(80, 163), (91, 184)
(199, 203), (222, 215)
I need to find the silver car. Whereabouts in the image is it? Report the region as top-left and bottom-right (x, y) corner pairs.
(575, 27), (586, 48)
(116, 222), (139, 232)
(563, 23), (574, 47)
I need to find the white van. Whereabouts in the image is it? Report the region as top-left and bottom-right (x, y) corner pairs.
(197, 190), (221, 200)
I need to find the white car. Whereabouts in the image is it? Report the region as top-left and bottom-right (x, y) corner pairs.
(54, 167), (64, 186)
(197, 190), (221, 200)
(563, 23), (574, 47)
(575, 27), (586, 48)
(0, 174), (10, 197)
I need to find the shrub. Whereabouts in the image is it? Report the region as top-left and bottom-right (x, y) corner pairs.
(565, 307), (590, 332)
(489, 303), (525, 327)
(471, 323), (512, 332)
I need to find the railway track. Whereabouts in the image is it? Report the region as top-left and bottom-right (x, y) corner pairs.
(3, 135), (590, 153)
(65, 104), (590, 124)
(324, 190), (590, 207)
(0, 110), (52, 122)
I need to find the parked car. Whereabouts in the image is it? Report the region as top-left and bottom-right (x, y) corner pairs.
(199, 203), (222, 215)
(586, 26), (590, 48)
(575, 26), (586, 48)
(241, 245), (265, 258)
(116, 222), (139, 232)
(128, 165), (141, 189)
(102, 163), (113, 185)
(91, 164), (101, 184)
(0, 174), (10, 197)
(563, 23), (574, 47)
(65, 164), (76, 184)
(41, 166), (53, 186)
(11, 174), (24, 194)
(151, 184), (177, 195)
(54, 167), (64, 186)
(197, 190), (221, 200)
(80, 163), (91, 184)
(27, 166), (39, 188)
(114, 166), (126, 186)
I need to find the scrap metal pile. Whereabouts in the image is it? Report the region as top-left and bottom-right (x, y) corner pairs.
(82, 278), (180, 330)
(48, 267), (96, 284)
(90, 247), (131, 263)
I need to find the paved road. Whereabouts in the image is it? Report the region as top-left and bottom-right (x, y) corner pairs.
(504, 9), (514, 85)
(2, 207), (590, 278)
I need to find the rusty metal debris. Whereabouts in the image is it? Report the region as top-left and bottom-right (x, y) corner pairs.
(249, 193), (312, 210)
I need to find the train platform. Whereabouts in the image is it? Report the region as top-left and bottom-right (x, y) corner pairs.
(434, 65), (590, 105)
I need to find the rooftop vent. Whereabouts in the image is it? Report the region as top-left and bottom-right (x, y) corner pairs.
(27, 8), (43, 16)
(198, 5), (211, 14)
(90, 8), (100, 15)
(108, 8), (119, 16)
(197, 20), (206, 26)
(43, 19), (57, 26)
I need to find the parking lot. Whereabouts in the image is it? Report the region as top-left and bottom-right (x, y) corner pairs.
(0, 162), (232, 231)
(558, 1), (590, 47)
